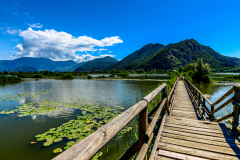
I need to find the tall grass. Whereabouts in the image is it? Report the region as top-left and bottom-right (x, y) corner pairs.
(0, 75), (22, 84)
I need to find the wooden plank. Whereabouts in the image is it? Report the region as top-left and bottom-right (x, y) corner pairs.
(171, 110), (196, 114)
(161, 132), (240, 149)
(157, 149), (207, 160)
(157, 142), (239, 160)
(164, 123), (229, 134)
(159, 136), (240, 156)
(162, 128), (239, 143)
(52, 84), (166, 160)
(167, 116), (218, 124)
(154, 156), (175, 160)
(165, 119), (227, 130)
(163, 126), (233, 138)
(209, 97), (234, 116)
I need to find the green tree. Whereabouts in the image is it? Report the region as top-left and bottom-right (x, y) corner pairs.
(192, 59), (211, 83)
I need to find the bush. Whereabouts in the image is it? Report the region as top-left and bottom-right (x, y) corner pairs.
(98, 75), (106, 78)
(32, 74), (43, 78)
(117, 73), (129, 77)
(0, 75), (22, 84)
(203, 75), (210, 83)
(18, 74), (27, 78)
(109, 74), (115, 77)
(87, 75), (93, 79)
(60, 74), (73, 79)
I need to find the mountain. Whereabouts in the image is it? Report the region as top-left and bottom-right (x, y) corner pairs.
(109, 39), (240, 70)
(7, 66), (38, 72)
(75, 56), (118, 71)
(0, 57), (85, 71)
(109, 43), (165, 70)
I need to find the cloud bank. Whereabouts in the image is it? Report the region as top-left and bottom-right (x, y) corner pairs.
(13, 28), (123, 62)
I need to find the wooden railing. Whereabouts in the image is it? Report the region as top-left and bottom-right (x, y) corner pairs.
(53, 78), (178, 160)
(184, 77), (240, 133)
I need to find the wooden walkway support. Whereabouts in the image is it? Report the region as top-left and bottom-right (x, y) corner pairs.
(53, 77), (240, 160)
(150, 80), (240, 160)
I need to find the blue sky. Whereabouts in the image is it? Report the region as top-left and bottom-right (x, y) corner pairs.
(1, 0), (240, 62)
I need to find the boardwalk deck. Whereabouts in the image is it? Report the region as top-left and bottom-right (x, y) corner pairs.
(152, 81), (240, 160)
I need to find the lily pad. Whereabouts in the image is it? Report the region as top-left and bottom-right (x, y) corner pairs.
(53, 148), (62, 153)
(66, 141), (76, 146)
(54, 138), (62, 143)
(43, 141), (53, 146)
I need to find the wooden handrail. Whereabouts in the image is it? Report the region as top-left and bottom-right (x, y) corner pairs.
(184, 77), (240, 134)
(209, 97), (234, 116)
(214, 112), (234, 122)
(184, 78), (212, 105)
(53, 83), (167, 160)
(211, 88), (234, 107)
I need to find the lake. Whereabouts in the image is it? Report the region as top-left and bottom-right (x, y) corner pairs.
(0, 77), (238, 160)
(0, 78), (162, 160)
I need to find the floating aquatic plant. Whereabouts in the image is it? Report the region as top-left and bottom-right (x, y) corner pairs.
(53, 148), (62, 153)
(33, 104), (125, 154)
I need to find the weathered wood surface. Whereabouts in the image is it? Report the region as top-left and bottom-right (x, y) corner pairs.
(151, 80), (240, 160)
(53, 84), (166, 160)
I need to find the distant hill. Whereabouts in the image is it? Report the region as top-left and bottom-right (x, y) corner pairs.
(7, 66), (38, 72)
(108, 39), (240, 70)
(108, 43), (165, 70)
(75, 56), (118, 71)
(0, 57), (85, 71)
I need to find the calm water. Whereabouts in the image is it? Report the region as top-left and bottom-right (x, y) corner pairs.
(211, 73), (240, 75)
(0, 78), (161, 160)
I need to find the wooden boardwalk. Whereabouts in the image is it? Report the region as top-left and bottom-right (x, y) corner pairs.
(152, 81), (240, 160)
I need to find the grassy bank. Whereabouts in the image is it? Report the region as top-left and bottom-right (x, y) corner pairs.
(0, 75), (22, 84)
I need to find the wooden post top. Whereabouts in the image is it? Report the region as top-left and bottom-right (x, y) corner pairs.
(234, 85), (240, 91)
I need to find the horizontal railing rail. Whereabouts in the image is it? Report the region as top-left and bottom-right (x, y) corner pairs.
(53, 78), (178, 160)
(184, 77), (240, 133)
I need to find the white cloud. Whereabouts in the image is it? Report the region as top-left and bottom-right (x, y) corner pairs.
(13, 28), (122, 62)
(11, 39), (18, 41)
(4, 51), (8, 53)
(28, 23), (43, 28)
(5, 27), (21, 35)
(99, 48), (108, 51)
(108, 51), (113, 53)
(74, 54), (115, 62)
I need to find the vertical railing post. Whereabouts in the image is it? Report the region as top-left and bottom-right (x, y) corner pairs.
(210, 105), (214, 121)
(233, 86), (240, 131)
(202, 98), (206, 118)
(139, 106), (148, 160)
